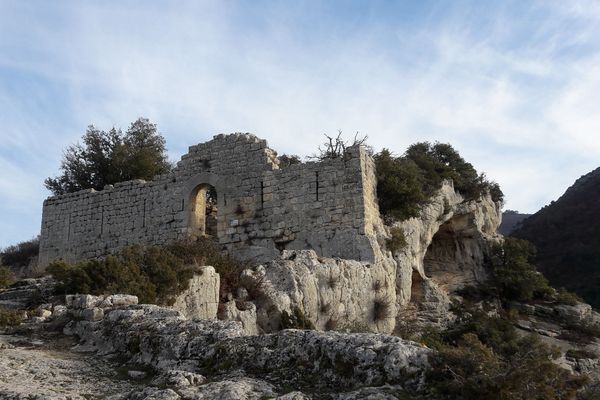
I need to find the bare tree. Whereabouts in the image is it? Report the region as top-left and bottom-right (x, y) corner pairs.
(310, 130), (369, 160)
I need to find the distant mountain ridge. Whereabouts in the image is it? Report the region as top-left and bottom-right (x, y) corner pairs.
(499, 210), (531, 235)
(513, 167), (600, 307)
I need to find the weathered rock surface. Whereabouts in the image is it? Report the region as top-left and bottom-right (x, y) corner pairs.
(392, 184), (502, 327)
(242, 183), (502, 334)
(171, 266), (219, 320)
(0, 276), (56, 310)
(56, 297), (430, 396)
(1, 292), (432, 398)
(244, 250), (397, 334)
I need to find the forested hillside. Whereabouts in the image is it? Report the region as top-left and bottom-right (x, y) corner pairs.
(513, 167), (600, 307)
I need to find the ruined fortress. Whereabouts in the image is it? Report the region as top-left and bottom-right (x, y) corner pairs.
(39, 133), (383, 267)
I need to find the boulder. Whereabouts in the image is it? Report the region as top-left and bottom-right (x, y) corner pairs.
(82, 307), (104, 321)
(219, 300), (259, 335)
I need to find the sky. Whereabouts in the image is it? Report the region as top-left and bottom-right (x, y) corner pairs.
(1, 0), (600, 248)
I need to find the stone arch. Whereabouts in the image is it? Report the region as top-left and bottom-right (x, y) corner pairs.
(188, 183), (218, 238)
(183, 173), (224, 239)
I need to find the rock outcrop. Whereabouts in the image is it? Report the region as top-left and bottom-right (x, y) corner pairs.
(0, 276), (56, 310)
(243, 250), (397, 334)
(240, 182), (502, 334)
(54, 295), (431, 398)
(393, 183), (502, 327)
(170, 266), (220, 320)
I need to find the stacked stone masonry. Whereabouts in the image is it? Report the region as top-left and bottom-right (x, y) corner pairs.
(39, 133), (382, 267)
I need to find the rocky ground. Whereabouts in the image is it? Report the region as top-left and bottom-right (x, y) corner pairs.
(0, 286), (430, 400)
(0, 333), (141, 399)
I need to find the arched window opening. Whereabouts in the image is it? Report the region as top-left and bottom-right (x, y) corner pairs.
(190, 184), (218, 238)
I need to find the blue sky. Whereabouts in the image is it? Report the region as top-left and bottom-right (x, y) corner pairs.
(1, 0), (600, 248)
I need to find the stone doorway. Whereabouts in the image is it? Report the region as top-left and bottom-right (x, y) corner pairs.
(190, 184), (218, 238)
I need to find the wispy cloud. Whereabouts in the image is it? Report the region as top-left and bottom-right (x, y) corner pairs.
(1, 1), (600, 246)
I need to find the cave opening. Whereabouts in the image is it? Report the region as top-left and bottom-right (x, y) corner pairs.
(421, 214), (483, 293)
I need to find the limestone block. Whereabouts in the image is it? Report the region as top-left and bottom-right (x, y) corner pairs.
(554, 303), (593, 323)
(245, 250), (397, 334)
(52, 305), (68, 318)
(104, 294), (139, 307)
(171, 266), (220, 320)
(220, 300), (259, 335)
(82, 307), (104, 321)
(72, 294), (103, 309)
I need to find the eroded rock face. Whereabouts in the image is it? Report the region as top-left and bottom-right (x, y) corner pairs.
(242, 182), (502, 334)
(392, 183), (502, 327)
(243, 250), (397, 334)
(171, 266), (219, 320)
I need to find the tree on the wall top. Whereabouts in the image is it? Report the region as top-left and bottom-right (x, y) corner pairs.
(45, 118), (171, 195)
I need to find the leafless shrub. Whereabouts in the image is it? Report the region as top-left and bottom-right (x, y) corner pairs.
(372, 280), (383, 292)
(325, 318), (338, 331)
(309, 131), (369, 160)
(320, 302), (331, 314)
(373, 298), (392, 321)
(327, 275), (340, 290)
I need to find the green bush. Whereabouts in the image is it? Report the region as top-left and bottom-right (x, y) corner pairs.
(0, 265), (13, 288)
(556, 287), (583, 306)
(424, 306), (587, 399)
(489, 237), (554, 302)
(48, 238), (244, 305)
(374, 143), (503, 222)
(558, 321), (600, 345)
(374, 149), (429, 221)
(385, 227), (407, 254)
(281, 307), (315, 330)
(566, 348), (598, 359)
(0, 307), (21, 327)
(45, 118), (171, 195)
(1, 237), (39, 269)
(165, 239), (246, 302)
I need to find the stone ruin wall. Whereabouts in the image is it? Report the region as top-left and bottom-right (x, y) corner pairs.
(39, 133), (383, 267)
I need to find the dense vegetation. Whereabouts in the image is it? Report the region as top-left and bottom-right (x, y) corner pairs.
(0, 237), (39, 271)
(45, 118), (171, 195)
(0, 307), (21, 327)
(48, 239), (245, 305)
(513, 167), (600, 308)
(489, 237), (555, 302)
(0, 266), (13, 288)
(374, 142), (503, 221)
(417, 237), (591, 399)
(423, 306), (586, 399)
(459, 237), (578, 305)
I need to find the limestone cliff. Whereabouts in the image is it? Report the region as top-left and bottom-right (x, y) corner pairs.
(241, 181), (502, 334)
